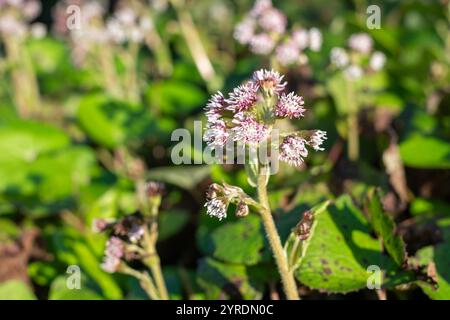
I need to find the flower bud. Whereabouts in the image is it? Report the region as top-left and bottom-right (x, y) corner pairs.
(235, 201), (249, 217)
(293, 210), (314, 240)
(146, 181), (165, 198)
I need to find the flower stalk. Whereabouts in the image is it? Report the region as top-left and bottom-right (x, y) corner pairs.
(256, 168), (300, 300)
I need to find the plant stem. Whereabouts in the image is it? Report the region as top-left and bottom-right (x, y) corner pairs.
(347, 112), (359, 161)
(256, 173), (300, 300)
(120, 264), (160, 300)
(142, 224), (170, 300)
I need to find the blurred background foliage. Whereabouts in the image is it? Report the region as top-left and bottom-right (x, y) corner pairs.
(0, 0), (449, 300)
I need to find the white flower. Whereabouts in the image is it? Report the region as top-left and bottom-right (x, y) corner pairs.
(250, 33), (275, 55)
(276, 40), (300, 66)
(101, 236), (124, 273)
(345, 65), (363, 80)
(292, 28), (309, 50)
(234, 17), (255, 45)
(308, 130), (327, 151)
(330, 47), (349, 68)
(30, 23), (47, 39)
(0, 16), (26, 38)
(348, 33), (373, 54)
(115, 8), (136, 26)
(205, 198), (228, 220)
(279, 136), (309, 167)
(258, 7), (286, 34)
(308, 28), (322, 52)
(106, 19), (127, 43)
(252, 69), (286, 93)
(370, 51), (386, 71)
(250, 0), (273, 17)
(275, 92), (306, 119)
(204, 91), (226, 123)
(139, 16), (154, 32)
(129, 26), (144, 43)
(22, 0), (41, 20)
(101, 255), (121, 273)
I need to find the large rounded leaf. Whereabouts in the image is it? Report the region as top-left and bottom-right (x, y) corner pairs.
(399, 134), (450, 169)
(77, 94), (153, 148)
(295, 196), (395, 293)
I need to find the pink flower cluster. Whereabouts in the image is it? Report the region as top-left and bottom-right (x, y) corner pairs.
(0, 0), (45, 39)
(101, 237), (125, 273)
(203, 69), (327, 167)
(234, 0), (322, 66)
(52, 0), (153, 65)
(330, 33), (386, 80)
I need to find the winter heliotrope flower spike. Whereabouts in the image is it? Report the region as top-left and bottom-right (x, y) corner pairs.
(202, 69), (327, 300)
(203, 68), (327, 166)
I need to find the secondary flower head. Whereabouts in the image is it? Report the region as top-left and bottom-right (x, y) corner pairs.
(329, 33), (386, 80)
(234, 18), (255, 45)
(203, 69), (327, 219)
(308, 28), (322, 52)
(202, 69), (326, 169)
(258, 6), (287, 34)
(308, 130), (327, 151)
(276, 40), (301, 66)
(146, 181), (165, 197)
(275, 92), (306, 119)
(370, 51), (386, 71)
(226, 82), (259, 112)
(252, 69), (286, 94)
(330, 47), (349, 68)
(279, 135), (309, 167)
(348, 33), (373, 54)
(233, 0), (322, 66)
(204, 184), (252, 220)
(204, 198), (228, 221)
(250, 33), (275, 55)
(345, 64), (363, 80)
(101, 236), (125, 273)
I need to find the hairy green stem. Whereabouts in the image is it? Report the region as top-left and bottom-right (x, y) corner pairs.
(142, 225), (170, 300)
(256, 173), (300, 300)
(120, 264), (160, 300)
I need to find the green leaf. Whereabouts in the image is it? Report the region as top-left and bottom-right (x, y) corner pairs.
(399, 134), (450, 169)
(158, 210), (190, 241)
(0, 280), (36, 300)
(146, 80), (206, 117)
(366, 188), (406, 266)
(416, 244), (450, 300)
(205, 215), (264, 265)
(410, 198), (450, 217)
(77, 94), (153, 148)
(295, 196), (395, 293)
(28, 261), (59, 286)
(196, 258), (263, 300)
(47, 227), (122, 299)
(0, 119), (69, 163)
(48, 276), (103, 300)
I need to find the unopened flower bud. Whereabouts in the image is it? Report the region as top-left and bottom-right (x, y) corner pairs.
(235, 201), (249, 217)
(92, 218), (110, 233)
(294, 210), (314, 240)
(146, 181), (165, 198)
